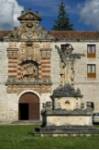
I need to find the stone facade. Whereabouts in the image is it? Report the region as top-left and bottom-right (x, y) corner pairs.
(0, 10), (99, 122)
(0, 11), (53, 122)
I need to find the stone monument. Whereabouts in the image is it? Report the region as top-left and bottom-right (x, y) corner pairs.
(34, 44), (99, 135)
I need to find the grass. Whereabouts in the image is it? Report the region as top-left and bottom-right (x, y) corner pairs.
(0, 125), (99, 148)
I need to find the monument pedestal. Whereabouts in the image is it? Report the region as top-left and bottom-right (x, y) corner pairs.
(46, 112), (92, 126)
(34, 84), (99, 136)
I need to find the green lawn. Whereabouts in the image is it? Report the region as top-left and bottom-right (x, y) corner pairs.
(0, 125), (99, 149)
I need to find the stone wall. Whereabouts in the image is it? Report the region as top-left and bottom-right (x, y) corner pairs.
(51, 43), (60, 90)
(0, 40), (99, 122)
(0, 42), (9, 122)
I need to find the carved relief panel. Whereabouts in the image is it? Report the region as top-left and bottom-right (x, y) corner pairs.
(19, 60), (39, 80)
(17, 41), (40, 80)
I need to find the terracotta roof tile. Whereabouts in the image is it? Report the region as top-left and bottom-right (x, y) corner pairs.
(50, 31), (99, 41)
(0, 30), (99, 41)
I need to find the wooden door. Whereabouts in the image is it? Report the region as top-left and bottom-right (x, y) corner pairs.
(19, 92), (40, 120)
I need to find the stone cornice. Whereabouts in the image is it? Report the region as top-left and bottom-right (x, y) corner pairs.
(6, 79), (52, 86)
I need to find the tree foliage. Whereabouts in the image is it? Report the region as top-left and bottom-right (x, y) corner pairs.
(52, 0), (73, 31)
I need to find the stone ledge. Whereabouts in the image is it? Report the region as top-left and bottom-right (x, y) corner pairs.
(46, 109), (93, 116)
(6, 79), (52, 85)
(34, 125), (99, 136)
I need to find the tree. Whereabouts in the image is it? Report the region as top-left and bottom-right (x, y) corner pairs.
(52, 0), (73, 31)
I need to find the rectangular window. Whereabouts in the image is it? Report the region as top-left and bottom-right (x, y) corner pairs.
(87, 64), (96, 78)
(87, 44), (96, 58)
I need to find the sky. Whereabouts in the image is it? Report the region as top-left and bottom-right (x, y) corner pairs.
(0, 0), (99, 31)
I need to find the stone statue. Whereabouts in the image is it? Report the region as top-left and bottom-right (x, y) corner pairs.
(55, 44), (83, 85)
(60, 60), (74, 85)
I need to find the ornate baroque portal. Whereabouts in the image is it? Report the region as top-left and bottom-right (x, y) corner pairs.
(5, 10), (54, 121)
(6, 10), (53, 95)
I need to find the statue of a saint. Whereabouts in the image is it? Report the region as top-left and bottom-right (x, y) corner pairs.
(55, 44), (74, 85)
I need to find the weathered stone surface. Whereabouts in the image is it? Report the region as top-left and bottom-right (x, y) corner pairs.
(46, 116), (92, 126)
(34, 125), (99, 135)
(52, 84), (82, 98)
(54, 97), (81, 110)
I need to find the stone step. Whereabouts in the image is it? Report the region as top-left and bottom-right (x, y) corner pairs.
(12, 120), (41, 125)
(34, 126), (99, 135)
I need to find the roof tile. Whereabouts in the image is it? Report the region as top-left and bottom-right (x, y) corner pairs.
(50, 31), (99, 41)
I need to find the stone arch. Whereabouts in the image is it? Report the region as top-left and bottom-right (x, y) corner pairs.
(18, 91), (40, 120)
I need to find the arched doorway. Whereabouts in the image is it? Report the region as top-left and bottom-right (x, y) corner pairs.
(19, 92), (40, 120)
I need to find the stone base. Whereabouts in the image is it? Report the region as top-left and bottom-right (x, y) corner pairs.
(34, 125), (99, 136)
(47, 115), (92, 126)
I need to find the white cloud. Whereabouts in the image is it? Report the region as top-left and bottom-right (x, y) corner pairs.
(0, 0), (24, 29)
(80, 0), (99, 30)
